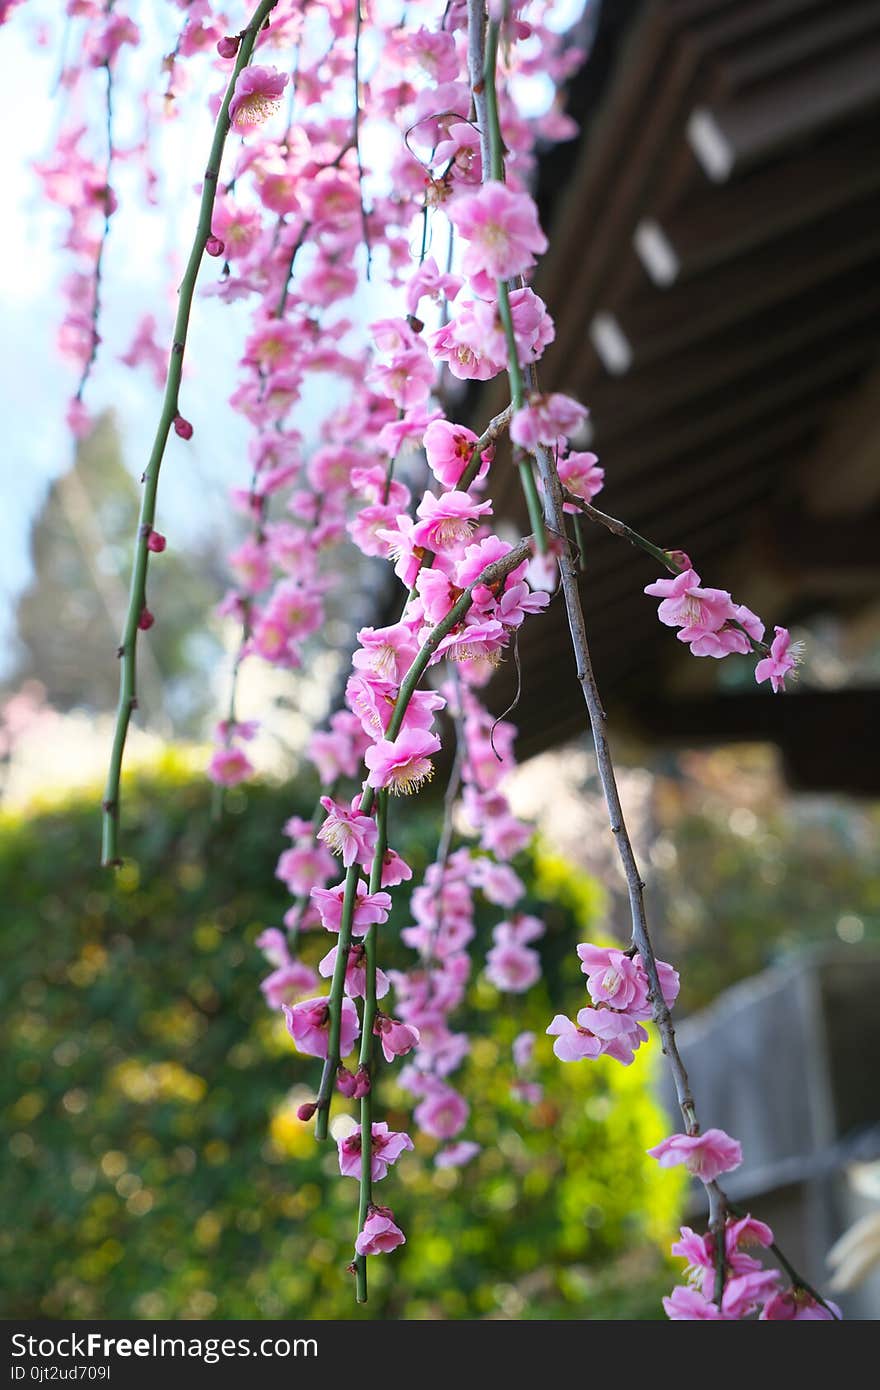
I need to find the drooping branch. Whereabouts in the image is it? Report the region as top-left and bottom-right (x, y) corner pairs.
(101, 0), (279, 867)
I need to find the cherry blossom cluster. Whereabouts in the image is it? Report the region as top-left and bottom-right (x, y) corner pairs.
(548, 941), (679, 1067)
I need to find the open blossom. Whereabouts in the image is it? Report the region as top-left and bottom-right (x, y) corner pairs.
(448, 182), (547, 282)
(310, 879), (392, 936)
(485, 940), (541, 993)
(207, 745), (254, 786)
(547, 1007), (648, 1065)
(414, 1085), (469, 1139)
(760, 1288), (841, 1320)
(672, 1214), (774, 1300)
(352, 623), (419, 684)
(411, 490), (493, 551)
(260, 961), (320, 1010)
(374, 1015), (421, 1063)
(558, 451), (604, 508)
(318, 943), (390, 1001)
(422, 418), (487, 489)
(355, 1209), (406, 1256)
(648, 1128), (743, 1183)
(510, 392), (588, 449)
(317, 795), (377, 869)
(338, 1122), (414, 1181)
(644, 568), (734, 633)
(229, 66), (289, 133)
(283, 996), (359, 1059)
(365, 729), (442, 795)
(577, 943), (679, 1018)
(435, 1141), (480, 1169)
(755, 625), (798, 693)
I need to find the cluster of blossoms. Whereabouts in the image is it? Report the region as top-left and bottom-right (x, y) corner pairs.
(24, 0), (832, 1317)
(645, 559), (800, 690)
(548, 941), (679, 1067)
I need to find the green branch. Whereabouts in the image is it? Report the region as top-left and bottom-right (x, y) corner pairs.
(101, 0), (279, 867)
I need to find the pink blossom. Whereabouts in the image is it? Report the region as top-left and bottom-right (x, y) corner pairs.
(423, 418), (489, 489)
(644, 569), (734, 635)
(672, 1214), (774, 1299)
(352, 623), (419, 685)
(755, 625), (798, 694)
(510, 393), (588, 449)
(229, 66), (289, 133)
(648, 1128), (743, 1183)
(448, 182), (547, 281)
(310, 879), (392, 937)
(355, 1210), (406, 1256)
(558, 451), (604, 508)
(338, 1122), (414, 1181)
(283, 996), (359, 1059)
(414, 1086), (469, 1139)
(207, 745), (254, 787)
(318, 943), (390, 1001)
(512, 1031), (536, 1069)
(760, 1288), (841, 1320)
(547, 1007), (648, 1065)
(485, 941), (541, 993)
(411, 490), (493, 551)
(435, 1142), (480, 1169)
(317, 795), (378, 869)
(255, 928), (289, 969)
(663, 1286), (724, 1320)
(576, 943), (679, 1017)
(375, 1015), (421, 1063)
(275, 842), (335, 896)
(260, 961), (320, 1009)
(364, 729), (442, 795)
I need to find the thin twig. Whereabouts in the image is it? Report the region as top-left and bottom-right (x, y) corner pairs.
(101, 0), (279, 867)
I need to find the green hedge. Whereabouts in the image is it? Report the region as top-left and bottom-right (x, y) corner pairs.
(1, 756), (681, 1319)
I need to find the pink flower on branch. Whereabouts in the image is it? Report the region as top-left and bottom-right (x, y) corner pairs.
(355, 1209), (406, 1256)
(364, 729), (442, 796)
(338, 1123), (414, 1181)
(448, 181), (547, 282)
(283, 996), (359, 1060)
(648, 1128), (743, 1183)
(228, 66), (289, 134)
(755, 625), (799, 693)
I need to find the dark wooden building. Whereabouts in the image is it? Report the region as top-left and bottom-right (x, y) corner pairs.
(464, 0), (880, 794)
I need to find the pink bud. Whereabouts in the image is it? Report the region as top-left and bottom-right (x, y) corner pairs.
(336, 1067), (358, 1098)
(147, 530), (166, 553)
(296, 1101), (317, 1122)
(173, 415), (193, 440)
(353, 1066), (371, 1099)
(205, 235), (225, 257)
(138, 608), (155, 631)
(217, 35), (240, 59)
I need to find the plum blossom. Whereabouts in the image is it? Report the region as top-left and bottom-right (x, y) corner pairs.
(229, 66), (289, 133)
(355, 1208), (406, 1256)
(448, 182), (547, 282)
(283, 996), (359, 1059)
(648, 1128), (743, 1183)
(755, 625), (799, 693)
(338, 1122), (414, 1181)
(364, 729), (442, 795)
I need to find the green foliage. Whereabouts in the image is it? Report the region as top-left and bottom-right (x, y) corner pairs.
(0, 760), (681, 1319)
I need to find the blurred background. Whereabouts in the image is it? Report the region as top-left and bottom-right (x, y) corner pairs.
(3, 0), (880, 1319)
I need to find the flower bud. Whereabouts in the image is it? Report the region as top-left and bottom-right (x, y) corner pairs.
(205, 235), (225, 258)
(147, 530), (166, 553)
(336, 1067), (358, 1098)
(138, 608), (155, 631)
(173, 414), (193, 440)
(296, 1101), (317, 1122)
(217, 35), (240, 59)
